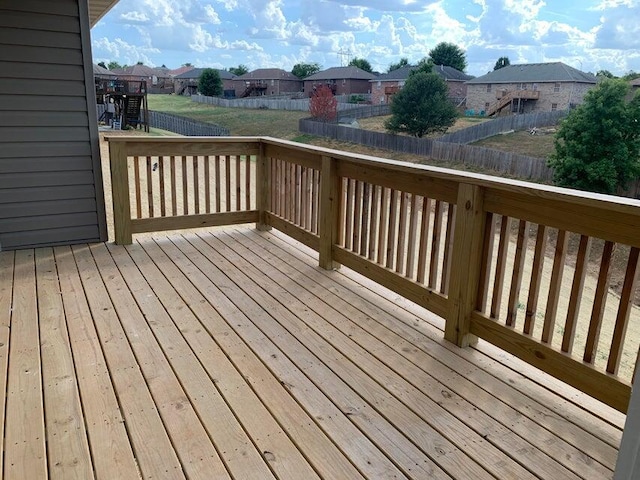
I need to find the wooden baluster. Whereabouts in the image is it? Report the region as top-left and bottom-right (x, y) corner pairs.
(193, 156), (200, 214)
(360, 182), (371, 257)
(523, 225), (547, 335)
(583, 241), (615, 363)
(476, 212), (495, 312)
(256, 144), (270, 231)
(345, 179), (355, 251)
(416, 198), (432, 284)
(542, 229), (568, 343)
(338, 177), (347, 247)
(607, 247), (639, 375)
(283, 162), (290, 221)
(386, 189), (399, 269)
(215, 155), (221, 213)
(246, 154), (251, 210)
(159, 156), (166, 217)
(428, 200), (444, 289)
(319, 155), (340, 270)
(396, 192), (408, 274)
(562, 235), (592, 353)
(235, 155), (242, 212)
(271, 159), (278, 215)
(170, 156), (177, 216)
(353, 180), (363, 254)
(109, 140), (132, 244)
(204, 156), (211, 213)
(377, 187), (389, 265)
(301, 167), (309, 229)
(182, 156), (188, 215)
(490, 216), (510, 317)
(146, 156), (154, 218)
(295, 164), (301, 225)
(225, 156), (232, 212)
(440, 203), (456, 295)
(368, 185), (380, 261)
(311, 169), (319, 234)
(506, 220), (529, 327)
(133, 156), (142, 219)
(405, 194), (419, 280)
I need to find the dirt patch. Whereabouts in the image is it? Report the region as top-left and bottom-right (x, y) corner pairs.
(357, 116), (491, 138)
(471, 130), (556, 159)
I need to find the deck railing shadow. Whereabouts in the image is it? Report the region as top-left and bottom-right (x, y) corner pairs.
(108, 135), (640, 413)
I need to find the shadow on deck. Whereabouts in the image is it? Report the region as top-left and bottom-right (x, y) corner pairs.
(1, 226), (623, 479)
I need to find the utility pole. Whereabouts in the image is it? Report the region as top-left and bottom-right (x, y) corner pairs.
(337, 48), (352, 66)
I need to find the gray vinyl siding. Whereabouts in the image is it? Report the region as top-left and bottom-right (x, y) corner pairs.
(0, 0), (107, 250)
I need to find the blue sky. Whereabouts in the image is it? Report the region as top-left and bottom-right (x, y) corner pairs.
(91, 0), (640, 77)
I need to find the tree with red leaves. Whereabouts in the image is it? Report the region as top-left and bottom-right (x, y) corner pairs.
(309, 85), (337, 122)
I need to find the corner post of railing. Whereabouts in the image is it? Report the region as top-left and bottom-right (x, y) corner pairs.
(444, 183), (486, 347)
(256, 141), (272, 231)
(319, 155), (340, 270)
(108, 138), (133, 245)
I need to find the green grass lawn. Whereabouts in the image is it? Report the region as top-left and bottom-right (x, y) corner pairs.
(147, 95), (308, 139)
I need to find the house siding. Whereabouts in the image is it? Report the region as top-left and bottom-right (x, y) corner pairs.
(0, 0), (107, 250)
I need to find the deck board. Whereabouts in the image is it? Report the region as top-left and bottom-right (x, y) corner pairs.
(0, 226), (624, 480)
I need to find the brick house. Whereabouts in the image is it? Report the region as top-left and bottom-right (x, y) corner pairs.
(232, 69), (303, 97)
(111, 63), (173, 93)
(370, 65), (473, 105)
(465, 62), (597, 116)
(303, 66), (377, 97)
(173, 68), (237, 97)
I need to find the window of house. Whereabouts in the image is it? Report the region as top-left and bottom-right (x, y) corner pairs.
(519, 83), (526, 90)
(486, 84), (492, 93)
(342, 79), (346, 85)
(554, 82), (560, 92)
(485, 102), (490, 109)
(271, 79), (275, 86)
(551, 103), (558, 111)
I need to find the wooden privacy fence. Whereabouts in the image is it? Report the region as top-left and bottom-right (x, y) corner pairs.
(191, 94), (374, 112)
(108, 135), (640, 413)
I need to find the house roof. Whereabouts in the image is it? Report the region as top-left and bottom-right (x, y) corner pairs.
(169, 66), (196, 77)
(89, 0), (119, 26)
(467, 62), (597, 84)
(110, 64), (171, 78)
(236, 69), (299, 81)
(630, 77), (640, 87)
(304, 66), (377, 81)
(93, 63), (117, 77)
(372, 64), (473, 82)
(173, 68), (237, 80)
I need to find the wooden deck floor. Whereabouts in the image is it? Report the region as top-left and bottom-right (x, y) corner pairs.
(0, 226), (625, 479)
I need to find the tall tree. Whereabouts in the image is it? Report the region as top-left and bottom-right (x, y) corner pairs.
(107, 61), (122, 70)
(548, 79), (640, 194)
(309, 85), (337, 122)
(384, 72), (458, 138)
(97, 61), (107, 69)
(348, 57), (373, 73)
(229, 64), (249, 76)
(412, 57), (434, 75)
(428, 42), (467, 72)
(198, 68), (223, 97)
(596, 69), (615, 78)
(292, 62), (321, 79)
(387, 57), (409, 73)
(493, 56), (511, 71)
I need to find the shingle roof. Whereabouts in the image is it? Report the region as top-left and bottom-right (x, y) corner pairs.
(466, 62), (597, 84)
(173, 68), (237, 80)
(236, 68), (299, 80)
(93, 63), (117, 77)
(110, 64), (167, 78)
(372, 64), (473, 82)
(304, 66), (377, 81)
(168, 66), (195, 77)
(630, 77), (640, 87)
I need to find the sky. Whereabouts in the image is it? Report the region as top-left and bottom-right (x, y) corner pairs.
(91, 0), (640, 77)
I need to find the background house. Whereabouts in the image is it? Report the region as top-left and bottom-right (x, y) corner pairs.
(111, 63), (173, 93)
(466, 62), (597, 116)
(370, 64), (473, 105)
(232, 68), (302, 98)
(303, 66), (377, 97)
(173, 68), (237, 97)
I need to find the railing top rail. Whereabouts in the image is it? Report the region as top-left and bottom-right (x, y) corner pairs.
(106, 135), (263, 144)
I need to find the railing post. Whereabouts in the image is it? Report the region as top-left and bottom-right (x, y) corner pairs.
(256, 142), (272, 231)
(319, 155), (340, 270)
(444, 183), (486, 347)
(109, 139), (132, 245)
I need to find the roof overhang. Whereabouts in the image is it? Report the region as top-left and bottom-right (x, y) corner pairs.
(89, 0), (120, 27)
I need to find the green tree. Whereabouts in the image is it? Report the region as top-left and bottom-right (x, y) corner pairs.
(107, 61), (122, 70)
(412, 57), (434, 75)
(623, 70), (640, 81)
(596, 69), (615, 78)
(387, 57), (409, 73)
(348, 57), (372, 73)
(428, 42), (467, 72)
(493, 56), (511, 71)
(384, 72), (458, 138)
(548, 79), (640, 194)
(229, 64), (249, 76)
(97, 61), (107, 69)
(292, 62), (321, 79)
(183, 62), (193, 67)
(198, 68), (223, 97)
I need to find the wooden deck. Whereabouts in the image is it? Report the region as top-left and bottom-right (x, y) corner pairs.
(0, 226), (624, 479)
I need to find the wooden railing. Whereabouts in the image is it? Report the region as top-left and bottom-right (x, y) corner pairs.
(108, 136), (640, 413)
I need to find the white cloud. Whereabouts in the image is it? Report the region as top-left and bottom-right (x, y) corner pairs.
(120, 11), (149, 22)
(204, 5), (221, 24)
